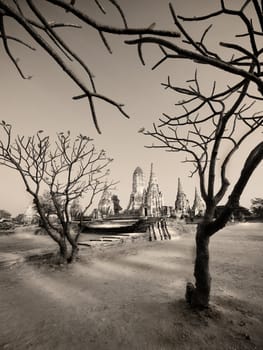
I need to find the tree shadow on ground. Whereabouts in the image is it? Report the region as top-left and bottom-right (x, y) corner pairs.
(153, 296), (261, 350)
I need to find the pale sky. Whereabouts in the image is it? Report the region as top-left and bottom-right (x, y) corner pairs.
(0, 0), (262, 216)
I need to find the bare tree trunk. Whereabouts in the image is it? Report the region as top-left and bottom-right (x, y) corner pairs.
(58, 238), (68, 262)
(64, 224), (80, 263)
(68, 243), (79, 263)
(186, 223), (211, 309)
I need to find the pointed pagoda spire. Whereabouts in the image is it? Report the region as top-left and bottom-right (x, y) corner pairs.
(175, 178), (190, 215)
(145, 163), (163, 216)
(148, 163), (157, 187)
(177, 178), (183, 196)
(192, 187), (205, 216)
(192, 187), (199, 207)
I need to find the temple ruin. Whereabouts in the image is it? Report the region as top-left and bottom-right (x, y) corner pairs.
(97, 185), (114, 218)
(174, 178), (190, 218)
(191, 187), (206, 217)
(126, 164), (163, 217)
(126, 166), (146, 214)
(94, 166), (206, 219)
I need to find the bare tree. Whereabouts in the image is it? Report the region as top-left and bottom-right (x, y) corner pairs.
(0, 121), (114, 262)
(141, 75), (262, 308)
(1, 1), (263, 306)
(0, 0), (179, 133)
(128, 2), (263, 308)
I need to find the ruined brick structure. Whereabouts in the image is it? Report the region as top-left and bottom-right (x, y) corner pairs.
(97, 186), (114, 218)
(144, 163), (163, 217)
(191, 187), (206, 216)
(126, 166), (146, 214)
(95, 168), (206, 220)
(127, 164), (163, 217)
(174, 178), (190, 218)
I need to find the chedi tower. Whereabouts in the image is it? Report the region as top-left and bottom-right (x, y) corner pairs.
(174, 178), (190, 217)
(126, 166), (146, 214)
(145, 163), (163, 217)
(192, 187), (206, 217)
(98, 185), (114, 218)
(127, 164), (164, 217)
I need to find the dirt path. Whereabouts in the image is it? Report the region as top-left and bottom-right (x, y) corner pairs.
(0, 223), (262, 349)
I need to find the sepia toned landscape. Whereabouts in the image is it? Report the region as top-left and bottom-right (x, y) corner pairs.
(0, 1), (263, 349)
(0, 222), (263, 349)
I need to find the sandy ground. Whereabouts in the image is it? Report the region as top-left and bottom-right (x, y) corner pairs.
(0, 222), (262, 350)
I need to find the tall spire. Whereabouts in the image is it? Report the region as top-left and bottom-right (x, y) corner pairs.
(192, 187), (205, 216)
(145, 163), (163, 216)
(148, 163), (157, 186)
(174, 178), (190, 216)
(177, 178), (183, 196)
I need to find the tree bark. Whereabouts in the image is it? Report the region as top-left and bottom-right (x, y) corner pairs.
(186, 223), (211, 308)
(58, 238), (68, 262)
(68, 243), (79, 263)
